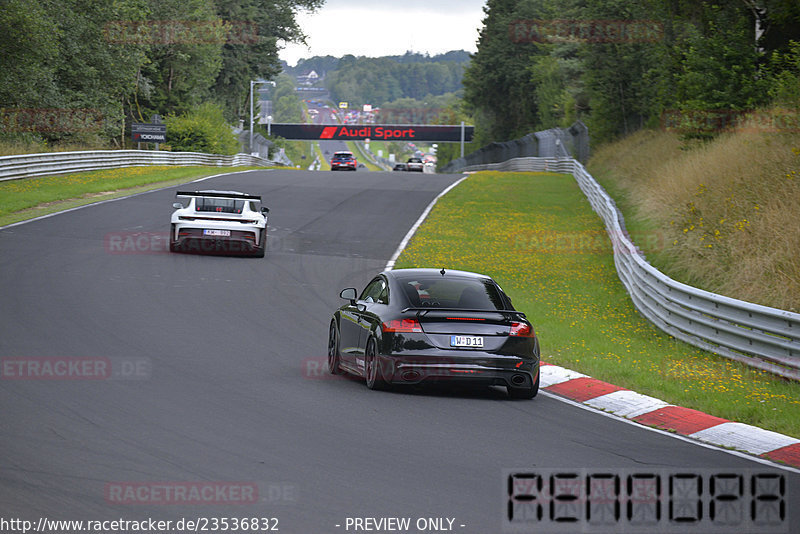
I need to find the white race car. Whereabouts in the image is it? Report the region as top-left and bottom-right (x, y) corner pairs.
(170, 190), (270, 257)
(406, 157), (424, 172)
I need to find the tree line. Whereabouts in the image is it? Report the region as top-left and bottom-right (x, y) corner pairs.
(288, 51), (470, 107)
(462, 0), (800, 145)
(0, 0), (322, 147)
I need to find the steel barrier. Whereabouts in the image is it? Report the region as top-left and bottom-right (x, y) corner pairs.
(0, 150), (274, 182)
(461, 156), (800, 380)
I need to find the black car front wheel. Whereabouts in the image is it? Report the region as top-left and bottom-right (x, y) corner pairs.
(364, 338), (387, 390)
(327, 321), (341, 375)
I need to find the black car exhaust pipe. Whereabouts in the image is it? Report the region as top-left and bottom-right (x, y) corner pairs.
(511, 374), (527, 386)
(401, 370), (421, 381)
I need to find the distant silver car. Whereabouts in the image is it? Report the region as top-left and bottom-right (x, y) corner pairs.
(170, 190), (269, 257)
(406, 157), (424, 172)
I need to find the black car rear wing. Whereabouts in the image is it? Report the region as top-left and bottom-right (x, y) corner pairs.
(401, 307), (527, 320)
(176, 191), (262, 201)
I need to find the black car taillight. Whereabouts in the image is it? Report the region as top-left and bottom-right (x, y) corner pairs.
(382, 318), (423, 333)
(509, 321), (535, 337)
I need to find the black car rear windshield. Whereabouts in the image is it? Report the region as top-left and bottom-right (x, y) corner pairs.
(195, 197), (245, 214)
(396, 276), (507, 310)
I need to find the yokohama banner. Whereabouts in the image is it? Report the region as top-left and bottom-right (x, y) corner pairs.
(269, 123), (474, 142)
(131, 122), (167, 143)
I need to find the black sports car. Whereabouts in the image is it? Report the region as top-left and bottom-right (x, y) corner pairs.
(327, 268), (540, 398)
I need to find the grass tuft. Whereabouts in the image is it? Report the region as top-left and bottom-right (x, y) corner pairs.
(588, 126), (800, 312)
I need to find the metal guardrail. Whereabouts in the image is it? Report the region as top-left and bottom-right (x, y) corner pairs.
(354, 142), (392, 171)
(462, 156), (800, 380)
(441, 121), (589, 174)
(0, 150), (274, 182)
(460, 157), (576, 174)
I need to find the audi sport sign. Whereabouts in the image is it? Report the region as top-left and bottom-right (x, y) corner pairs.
(269, 124), (474, 142)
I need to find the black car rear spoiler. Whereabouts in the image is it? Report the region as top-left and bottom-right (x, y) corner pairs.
(176, 191), (262, 201)
(401, 307), (527, 320)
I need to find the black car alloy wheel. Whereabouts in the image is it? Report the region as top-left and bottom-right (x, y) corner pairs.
(328, 321), (341, 375)
(364, 338), (386, 390)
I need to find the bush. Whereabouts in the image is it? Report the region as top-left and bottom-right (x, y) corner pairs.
(766, 41), (800, 109)
(165, 103), (239, 155)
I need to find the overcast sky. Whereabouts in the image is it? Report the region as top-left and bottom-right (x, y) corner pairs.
(280, 0), (487, 65)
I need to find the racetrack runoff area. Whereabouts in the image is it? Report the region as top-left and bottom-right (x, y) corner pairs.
(393, 171), (800, 441)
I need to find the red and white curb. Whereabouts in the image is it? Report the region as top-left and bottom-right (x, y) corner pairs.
(539, 363), (800, 469)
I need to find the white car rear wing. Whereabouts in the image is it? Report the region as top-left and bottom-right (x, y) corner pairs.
(176, 191), (262, 201)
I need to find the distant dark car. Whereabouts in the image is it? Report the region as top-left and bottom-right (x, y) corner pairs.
(406, 157), (424, 172)
(327, 268), (540, 398)
(393, 163), (408, 171)
(330, 151), (357, 171)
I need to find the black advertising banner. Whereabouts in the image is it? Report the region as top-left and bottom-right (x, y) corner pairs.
(131, 123), (167, 143)
(269, 124), (474, 142)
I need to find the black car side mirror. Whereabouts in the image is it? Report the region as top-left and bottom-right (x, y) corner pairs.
(261, 207), (270, 215)
(340, 288), (357, 305)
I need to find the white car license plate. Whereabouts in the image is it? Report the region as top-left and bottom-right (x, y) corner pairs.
(203, 229), (230, 237)
(450, 335), (484, 348)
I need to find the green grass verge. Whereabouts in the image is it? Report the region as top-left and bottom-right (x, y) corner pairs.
(0, 166), (267, 227)
(394, 171), (800, 438)
(367, 141), (389, 160)
(346, 142), (383, 172)
(314, 143), (331, 171)
(369, 140), (414, 162)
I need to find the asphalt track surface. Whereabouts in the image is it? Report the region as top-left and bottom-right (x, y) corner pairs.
(1, 168), (798, 533)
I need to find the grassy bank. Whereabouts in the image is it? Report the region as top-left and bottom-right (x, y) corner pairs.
(369, 140), (413, 162)
(346, 142), (383, 171)
(314, 143), (331, 171)
(588, 127), (800, 312)
(0, 166), (265, 226)
(394, 171), (800, 438)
